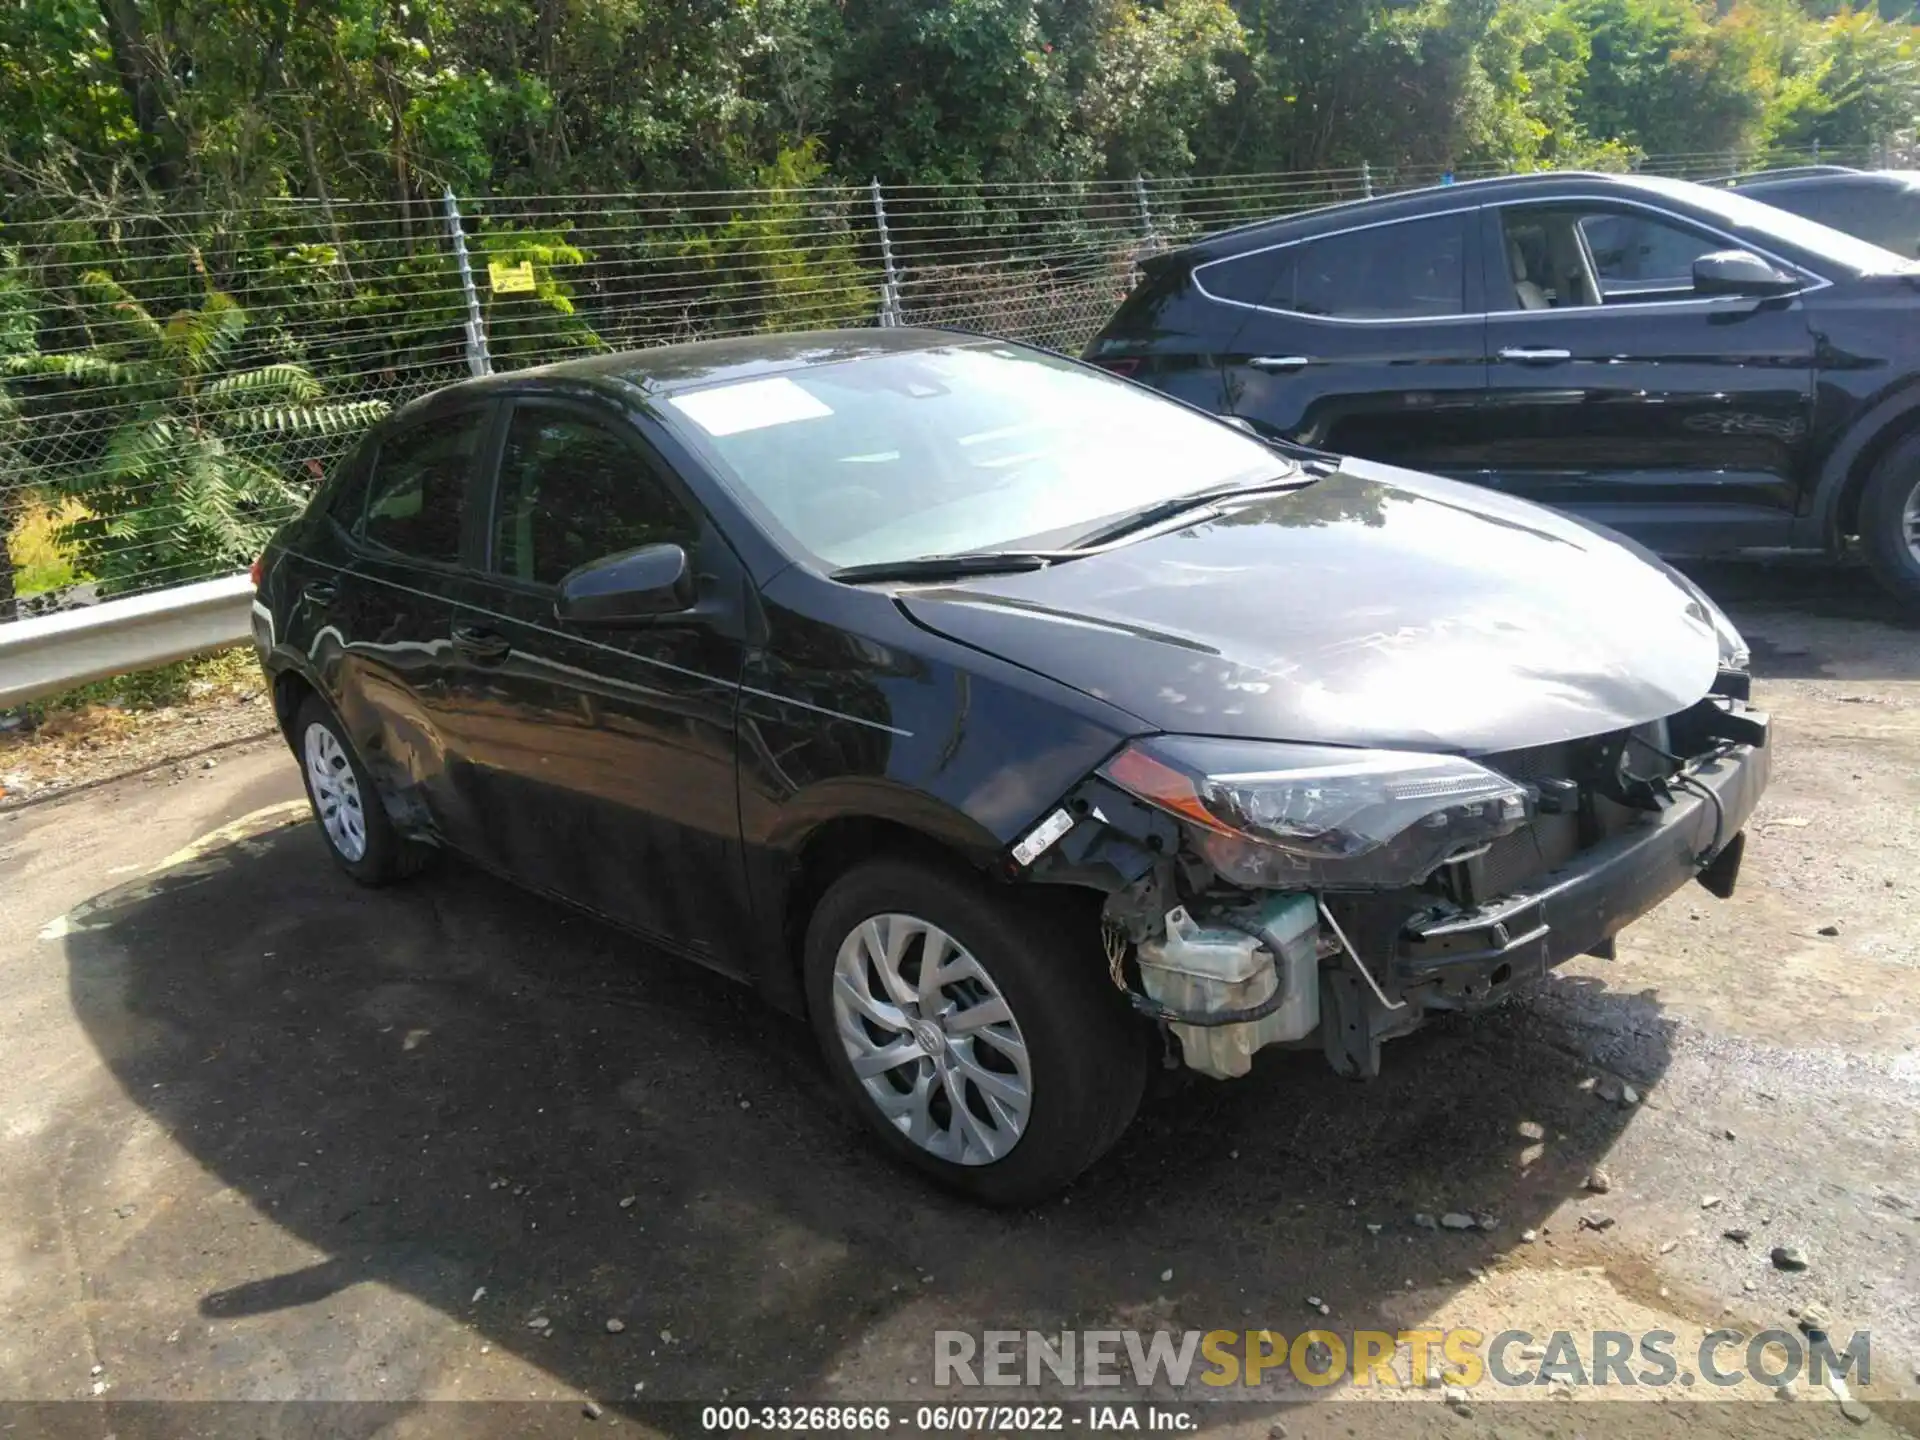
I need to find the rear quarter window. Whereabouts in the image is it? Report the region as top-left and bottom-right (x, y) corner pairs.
(1197, 248), (1295, 307)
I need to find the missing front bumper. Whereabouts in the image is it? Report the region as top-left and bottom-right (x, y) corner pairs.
(1322, 725), (1770, 1076)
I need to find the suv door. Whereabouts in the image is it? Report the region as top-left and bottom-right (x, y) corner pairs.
(320, 402), (495, 847)
(445, 395), (750, 967)
(1476, 199), (1817, 550)
(1207, 208), (1489, 472)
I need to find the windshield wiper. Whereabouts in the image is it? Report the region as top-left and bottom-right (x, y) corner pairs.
(830, 550), (1066, 584)
(1065, 475), (1314, 551)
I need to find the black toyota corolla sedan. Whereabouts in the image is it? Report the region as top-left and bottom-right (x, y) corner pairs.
(253, 329), (1768, 1203)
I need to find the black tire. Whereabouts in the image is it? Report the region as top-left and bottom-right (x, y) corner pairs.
(1858, 431), (1920, 607)
(803, 856), (1151, 1205)
(292, 695), (428, 886)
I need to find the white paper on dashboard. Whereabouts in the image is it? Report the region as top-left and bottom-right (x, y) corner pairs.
(667, 377), (835, 436)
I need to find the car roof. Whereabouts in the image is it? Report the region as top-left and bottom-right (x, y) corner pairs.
(1733, 168), (1920, 193)
(1719, 164), (1862, 186)
(385, 326), (973, 426)
(1168, 170), (1686, 259)
(1187, 169), (1912, 258)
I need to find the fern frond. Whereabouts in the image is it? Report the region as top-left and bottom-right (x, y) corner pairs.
(95, 416), (179, 486)
(203, 363), (324, 405)
(216, 398), (389, 438)
(0, 351), (135, 386)
(78, 269), (162, 345)
(163, 291), (247, 374)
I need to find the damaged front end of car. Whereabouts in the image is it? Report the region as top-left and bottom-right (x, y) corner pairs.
(1012, 669), (1770, 1081)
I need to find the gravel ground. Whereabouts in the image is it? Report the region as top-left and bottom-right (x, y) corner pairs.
(0, 558), (1915, 1438)
(0, 675), (276, 811)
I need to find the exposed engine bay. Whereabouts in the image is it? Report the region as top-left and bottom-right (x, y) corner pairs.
(1017, 681), (1770, 1081)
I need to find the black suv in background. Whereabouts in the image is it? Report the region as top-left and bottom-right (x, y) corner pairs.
(1724, 165), (1920, 257)
(1086, 171), (1920, 604)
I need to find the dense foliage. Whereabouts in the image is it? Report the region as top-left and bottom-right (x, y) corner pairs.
(0, 0), (1915, 606)
(0, 0), (1913, 206)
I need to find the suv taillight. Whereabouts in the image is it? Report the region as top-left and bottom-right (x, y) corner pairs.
(249, 554), (264, 587)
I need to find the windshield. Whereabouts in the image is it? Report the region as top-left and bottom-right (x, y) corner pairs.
(1633, 175), (1914, 273)
(660, 344), (1287, 569)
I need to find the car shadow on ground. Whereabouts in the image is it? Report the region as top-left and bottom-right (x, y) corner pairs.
(61, 819), (1673, 1417)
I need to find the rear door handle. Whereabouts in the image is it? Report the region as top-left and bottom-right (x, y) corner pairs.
(451, 625), (511, 663)
(1249, 355), (1311, 372)
(302, 581), (338, 604)
(1498, 347), (1572, 365)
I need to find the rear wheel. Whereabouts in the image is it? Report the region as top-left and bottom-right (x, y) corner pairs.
(294, 695), (427, 885)
(1858, 432), (1920, 607)
(803, 857), (1150, 1205)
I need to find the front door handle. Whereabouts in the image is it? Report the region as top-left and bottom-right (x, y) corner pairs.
(1249, 355), (1311, 372)
(1498, 347), (1572, 365)
(451, 625), (511, 663)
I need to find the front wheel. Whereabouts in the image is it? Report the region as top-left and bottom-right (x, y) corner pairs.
(1858, 433), (1920, 607)
(803, 857), (1150, 1205)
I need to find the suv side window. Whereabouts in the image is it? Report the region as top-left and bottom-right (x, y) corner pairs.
(1285, 214), (1467, 319)
(1578, 210), (1722, 293)
(1494, 205), (1731, 308)
(357, 413), (483, 563)
(491, 405), (697, 587)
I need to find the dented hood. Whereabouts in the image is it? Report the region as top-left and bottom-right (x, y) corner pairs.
(896, 459), (1724, 754)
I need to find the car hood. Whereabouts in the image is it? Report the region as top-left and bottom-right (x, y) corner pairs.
(895, 459), (1724, 754)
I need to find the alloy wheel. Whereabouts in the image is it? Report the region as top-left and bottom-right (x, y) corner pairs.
(830, 912), (1033, 1166)
(1905, 477), (1920, 565)
(303, 721), (368, 862)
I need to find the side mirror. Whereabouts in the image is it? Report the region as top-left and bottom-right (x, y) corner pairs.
(555, 543), (693, 626)
(1692, 249), (1800, 297)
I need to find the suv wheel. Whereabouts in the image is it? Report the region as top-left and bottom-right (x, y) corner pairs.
(294, 695), (428, 885)
(803, 857), (1150, 1205)
(1858, 432), (1920, 606)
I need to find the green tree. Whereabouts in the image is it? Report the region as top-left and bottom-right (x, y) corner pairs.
(721, 143), (873, 331)
(1565, 0), (1771, 156)
(1, 268), (387, 591)
(1763, 6), (1919, 149)
(0, 249), (35, 618)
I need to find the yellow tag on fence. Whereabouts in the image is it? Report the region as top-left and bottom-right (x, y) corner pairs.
(487, 260), (536, 294)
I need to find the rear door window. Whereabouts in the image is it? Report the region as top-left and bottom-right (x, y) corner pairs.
(490, 405), (697, 587)
(358, 413), (485, 564)
(1284, 214), (1468, 319)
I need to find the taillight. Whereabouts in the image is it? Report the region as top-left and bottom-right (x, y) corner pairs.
(249, 554), (265, 587)
(1096, 357), (1142, 377)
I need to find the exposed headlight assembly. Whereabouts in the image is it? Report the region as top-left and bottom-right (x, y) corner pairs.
(1103, 736), (1531, 889)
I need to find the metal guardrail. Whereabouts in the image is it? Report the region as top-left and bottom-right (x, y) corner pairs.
(0, 573), (253, 709)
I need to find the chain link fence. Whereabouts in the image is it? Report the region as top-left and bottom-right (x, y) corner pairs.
(0, 144), (1904, 615)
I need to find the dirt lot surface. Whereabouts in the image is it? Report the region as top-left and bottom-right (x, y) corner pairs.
(0, 674), (275, 810)
(0, 560), (1916, 1439)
